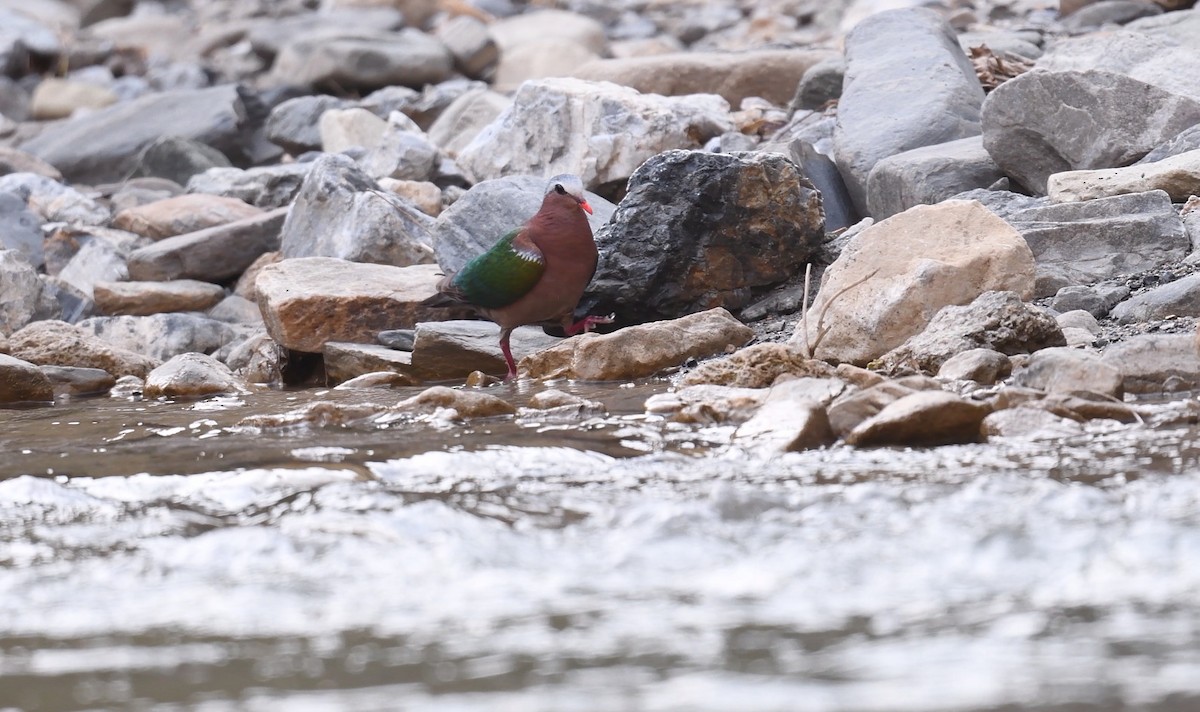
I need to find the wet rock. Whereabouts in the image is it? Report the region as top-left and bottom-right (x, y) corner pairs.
(222, 332), (286, 385)
(1011, 347), (1124, 398)
(409, 321), (560, 380)
(19, 85), (248, 186)
(865, 136), (1005, 220)
(77, 313), (241, 362)
(111, 194), (262, 240)
(0, 354), (54, 404)
(987, 190), (1188, 296)
(679, 342), (836, 388)
(527, 388), (598, 410)
(791, 200), (1035, 365)
(0, 250), (58, 333)
(826, 380), (918, 439)
(937, 348), (1012, 384)
(7, 320), (159, 378)
(0, 146), (62, 180)
(572, 49), (833, 107)
(256, 258), (463, 353)
(186, 163), (313, 209)
(981, 406), (1086, 440)
(432, 174), (613, 274)
(735, 391), (835, 452)
(0, 172), (109, 226)
(39, 365), (116, 397)
(322, 342), (418, 385)
(844, 390), (991, 447)
(426, 88), (511, 157)
(240, 400), (390, 429)
(279, 154), (435, 266)
(792, 55), (845, 111)
(435, 15), (498, 79)
(981, 70), (1200, 194)
(521, 308), (753, 382)
(334, 371), (414, 390)
(1048, 148), (1200, 203)
(644, 384), (769, 424)
(132, 136), (233, 187)
(30, 78), (118, 120)
(590, 150), (824, 321)
(394, 385), (515, 419)
(377, 329), (415, 351)
(1036, 29), (1200, 102)
(833, 8), (985, 215)
(143, 352), (248, 399)
(879, 291), (1064, 374)
(127, 207), (287, 283)
(1102, 333), (1200, 394)
(0, 192), (44, 268)
(265, 95), (351, 156)
(93, 280), (226, 316)
(269, 30), (454, 91)
(455, 78), (732, 191)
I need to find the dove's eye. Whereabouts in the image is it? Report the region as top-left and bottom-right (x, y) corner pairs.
(554, 184), (566, 195)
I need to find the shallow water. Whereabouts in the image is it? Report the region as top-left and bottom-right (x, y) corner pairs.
(2, 383), (1200, 711)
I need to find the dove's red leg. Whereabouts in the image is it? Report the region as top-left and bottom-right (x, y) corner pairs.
(564, 313), (615, 336)
(499, 328), (518, 381)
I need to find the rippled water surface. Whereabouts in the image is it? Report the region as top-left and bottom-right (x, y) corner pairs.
(3, 383), (1200, 711)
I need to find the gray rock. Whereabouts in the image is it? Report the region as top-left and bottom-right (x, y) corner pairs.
(186, 163), (313, 209)
(0, 9), (59, 76)
(0, 250), (57, 334)
(786, 140), (857, 232)
(1138, 124), (1200, 164)
(790, 55), (845, 112)
(378, 329), (415, 351)
(246, 8), (406, 60)
(1036, 30), (1200, 102)
(19, 85), (247, 185)
(590, 150), (825, 322)
(865, 136), (1006, 220)
(1102, 333), (1200, 394)
(734, 394), (835, 453)
(77, 313), (242, 362)
(280, 154), (435, 266)
(410, 320), (561, 381)
(833, 8), (985, 215)
(55, 228), (148, 299)
(0, 145), (62, 180)
(936, 348), (1012, 385)
(982, 407), (1085, 440)
(207, 295), (264, 325)
(1056, 310), (1102, 335)
(0, 353), (54, 404)
(999, 190), (1188, 296)
(322, 342), (417, 385)
(39, 365), (116, 397)
(981, 70), (1200, 193)
(0, 172), (110, 225)
(361, 115), (439, 181)
(220, 331), (286, 385)
(957, 31), (1043, 60)
(425, 88), (511, 157)
(844, 390), (990, 447)
(879, 291), (1065, 375)
(1011, 347), (1124, 398)
(126, 207), (288, 283)
(269, 30), (454, 91)
(0, 191), (43, 268)
(431, 174), (615, 275)
(1062, 1), (1162, 31)
(265, 95), (350, 156)
(143, 352), (248, 399)
(1050, 284), (1127, 318)
(435, 15), (499, 79)
(133, 136), (233, 186)
(1110, 273), (1200, 323)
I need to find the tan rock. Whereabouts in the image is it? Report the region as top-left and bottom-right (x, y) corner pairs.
(982, 406), (1085, 439)
(322, 342), (419, 385)
(112, 194), (263, 240)
(40, 366), (117, 397)
(30, 78), (118, 121)
(378, 179), (443, 216)
(143, 352), (249, 399)
(527, 388), (597, 410)
(7, 320), (159, 378)
(1012, 346), (1123, 398)
(490, 9), (607, 56)
(644, 384), (769, 424)
(1048, 148), (1200, 203)
(845, 390), (991, 447)
(426, 88), (511, 158)
(521, 308), (754, 381)
(319, 108), (388, 154)
(680, 342), (836, 388)
(256, 257), (469, 353)
(223, 333), (286, 385)
(937, 348), (1012, 384)
(435, 14), (498, 78)
(234, 251), (282, 303)
(334, 371), (416, 390)
(572, 50), (835, 107)
(0, 146), (63, 181)
(395, 385), (515, 418)
(0, 353), (54, 403)
(791, 200), (1036, 365)
(493, 39), (601, 92)
(826, 380), (917, 439)
(94, 279), (226, 316)
(735, 399), (834, 453)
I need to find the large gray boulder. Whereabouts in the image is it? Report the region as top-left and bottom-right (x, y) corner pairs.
(833, 8), (985, 216)
(19, 85), (249, 185)
(865, 136), (1005, 220)
(589, 150), (825, 323)
(981, 70), (1200, 194)
(279, 154), (435, 267)
(77, 313), (243, 362)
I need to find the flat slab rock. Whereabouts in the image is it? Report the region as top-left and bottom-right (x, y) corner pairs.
(94, 279), (226, 316)
(520, 307), (754, 381)
(111, 194), (263, 240)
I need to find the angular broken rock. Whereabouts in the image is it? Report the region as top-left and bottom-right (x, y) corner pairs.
(127, 207), (288, 283)
(644, 384), (769, 424)
(844, 390), (991, 447)
(791, 200), (1036, 365)
(735, 397), (834, 453)
(1047, 148), (1200, 203)
(520, 308), (754, 381)
(111, 194), (263, 240)
(94, 279), (226, 316)
(143, 352), (249, 399)
(7, 320), (159, 378)
(256, 257), (470, 353)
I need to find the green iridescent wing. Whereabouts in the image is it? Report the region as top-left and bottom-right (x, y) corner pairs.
(451, 228), (545, 309)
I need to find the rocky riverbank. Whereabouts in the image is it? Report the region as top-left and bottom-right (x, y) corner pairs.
(3, 0), (1200, 452)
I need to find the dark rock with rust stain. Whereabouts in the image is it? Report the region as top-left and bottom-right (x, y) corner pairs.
(586, 149), (824, 323)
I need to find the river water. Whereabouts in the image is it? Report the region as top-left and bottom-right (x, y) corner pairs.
(2, 382), (1200, 711)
